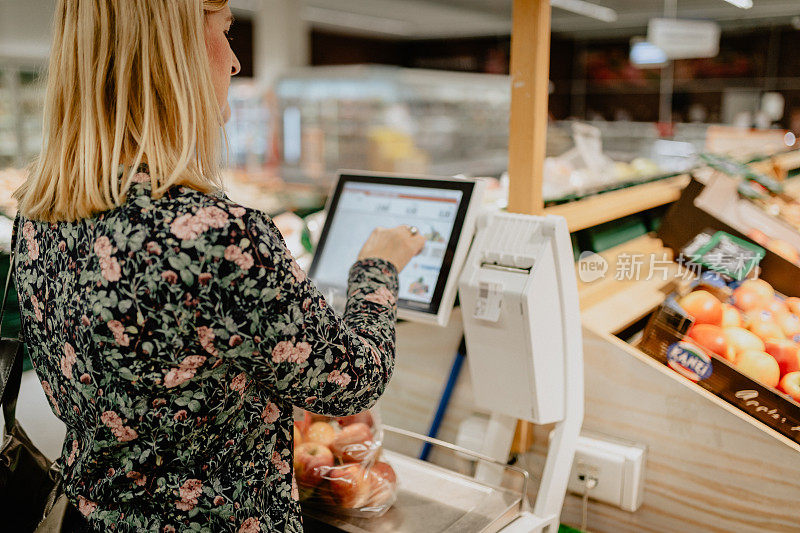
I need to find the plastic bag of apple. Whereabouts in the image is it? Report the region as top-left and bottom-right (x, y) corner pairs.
(292, 407), (398, 518)
(676, 277), (800, 403)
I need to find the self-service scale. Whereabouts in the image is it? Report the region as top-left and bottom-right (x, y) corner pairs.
(307, 171), (584, 533)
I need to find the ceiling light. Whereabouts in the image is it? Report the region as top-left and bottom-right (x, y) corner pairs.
(722, 0), (753, 9)
(551, 0), (618, 22)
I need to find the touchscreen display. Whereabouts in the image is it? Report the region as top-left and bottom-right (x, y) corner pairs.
(311, 180), (466, 312)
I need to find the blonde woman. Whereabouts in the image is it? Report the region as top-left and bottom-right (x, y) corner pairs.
(12, 1), (424, 531)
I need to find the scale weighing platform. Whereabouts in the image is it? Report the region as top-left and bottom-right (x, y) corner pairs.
(305, 428), (530, 533)
(306, 171), (584, 533)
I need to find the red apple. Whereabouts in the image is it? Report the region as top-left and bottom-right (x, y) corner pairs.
(293, 442), (334, 488)
(324, 464), (372, 509)
(336, 411), (374, 428)
(721, 304), (742, 328)
(678, 290), (723, 326)
(306, 421), (337, 447)
(732, 286), (769, 312)
(723, 327), (765, 363)
(740, 279), (775, 300)
(293, 426), (303, 447)
(778, 371), (800, 402)
(687, 324), (734, 362)
(764, 339), (800, 375)
(747, 316), (785, 342)
(331, 423), (375, 463)
(735, 350), (780, 388)
(367, 462), (397, 508)
(786, 297), (800, 317)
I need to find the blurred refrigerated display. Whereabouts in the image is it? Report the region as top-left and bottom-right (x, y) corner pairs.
(273, 65), (511, 184)
(0, 64), (44, 170)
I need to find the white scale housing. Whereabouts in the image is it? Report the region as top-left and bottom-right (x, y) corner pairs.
(459, 213), (585, 532)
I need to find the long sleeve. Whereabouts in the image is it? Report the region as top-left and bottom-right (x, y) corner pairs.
(214, 208), (399, 416)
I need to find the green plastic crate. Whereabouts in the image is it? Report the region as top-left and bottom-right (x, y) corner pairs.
(583, 215), (649, 253)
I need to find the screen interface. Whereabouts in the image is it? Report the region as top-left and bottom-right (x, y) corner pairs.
(311, 180), (465, 312)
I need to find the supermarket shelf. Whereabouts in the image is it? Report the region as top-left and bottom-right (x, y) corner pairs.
(545, 175), (690, 233)
(542, 146), (799, 234)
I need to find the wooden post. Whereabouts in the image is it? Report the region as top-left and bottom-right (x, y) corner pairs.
(507, 0), (551, 216)
(507, 0), (552, 454)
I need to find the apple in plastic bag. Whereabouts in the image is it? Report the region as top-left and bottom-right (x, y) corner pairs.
(366, 461), (397, 508)
(336, 411), (374, 428)
(778, 371), (800, 402)
(306, 421), (337, 447)
(331, 423), (375, 463)
(325, 464), (372, 509)
(294, 442), (334, 488)
(295, 411), (313, 434)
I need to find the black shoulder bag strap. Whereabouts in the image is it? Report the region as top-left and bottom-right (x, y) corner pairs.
(0, 216), (24, 434)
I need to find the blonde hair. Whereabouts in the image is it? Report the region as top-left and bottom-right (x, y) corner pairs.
(15, 0), (229, 222)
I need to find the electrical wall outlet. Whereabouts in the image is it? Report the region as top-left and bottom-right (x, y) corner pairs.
(566, 435), (646, 512)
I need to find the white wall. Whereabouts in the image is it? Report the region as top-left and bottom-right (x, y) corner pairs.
(0, 0), (55, 61)
(0, 0), (310, 86)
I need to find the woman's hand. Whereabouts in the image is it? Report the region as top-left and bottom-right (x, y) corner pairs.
(357, 226), (427, 272)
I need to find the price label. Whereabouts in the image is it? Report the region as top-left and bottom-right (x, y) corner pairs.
(474, 281), (503, 323)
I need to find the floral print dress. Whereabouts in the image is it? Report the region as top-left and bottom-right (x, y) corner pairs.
(13, 169), (399, 532)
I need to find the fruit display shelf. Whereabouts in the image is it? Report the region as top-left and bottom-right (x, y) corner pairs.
(542, 148), (800, 235)
(569, 235), (800, 531)
(302, 426), (529, 533)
